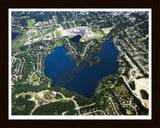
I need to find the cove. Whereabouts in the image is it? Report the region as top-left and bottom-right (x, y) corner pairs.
(12, 32), (21, 40)
(44, 38), (119, 98)
(70, 35), (82, 42)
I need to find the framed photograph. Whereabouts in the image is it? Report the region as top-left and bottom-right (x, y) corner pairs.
(9, 8), (152, 120)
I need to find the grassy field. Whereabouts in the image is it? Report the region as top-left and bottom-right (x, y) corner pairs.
(52, 42), (63, 50)
(68, 35), (75, 38)
(31, 31), (41, 39)
(55, 31), (61, 38)
(46, 35), (50, 38)
(126, 109), (133, 115)
(95, 30), (104, 36)
(80, 30), (104, 42)
(16, 104), (25, 111)
(31, 74), (39, 82)
(12, 32), (28, 52)
(34, 94), (40, 100)
(27, 19), (36, 27)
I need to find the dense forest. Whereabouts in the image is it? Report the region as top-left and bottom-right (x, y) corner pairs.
(12, 95), (35, 115)
(33, 100), (75, 115)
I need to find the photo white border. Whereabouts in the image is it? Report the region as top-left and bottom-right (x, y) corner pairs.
(8, 8), (152, 120)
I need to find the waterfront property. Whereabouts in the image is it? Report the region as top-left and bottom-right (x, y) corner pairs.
(44, 39), (119, 98)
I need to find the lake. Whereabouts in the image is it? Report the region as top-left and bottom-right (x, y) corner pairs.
(145, 41), (149, 46)
(12, 32), (21, 40)
(44, 38), (119, 98)
(70, 35), (82, 42)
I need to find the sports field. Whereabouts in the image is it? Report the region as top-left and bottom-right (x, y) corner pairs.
(54, 31), (61, 38)
(27, 19), (36, 27)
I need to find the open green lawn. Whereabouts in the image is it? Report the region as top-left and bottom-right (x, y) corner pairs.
(12, 32), (28, 52)
(95, 30), (104, 36)
(27, 19), (36, 27)
(16, 104), (25, 111)
(46, 35), (50, 38)
(31, 32), (41, 39)
(52, 42), (63, 49)
(55, 32), (61, 37)
(80, 30), (104, 42)
(31, 74), (39, 82)
(126, 109), (133, 115)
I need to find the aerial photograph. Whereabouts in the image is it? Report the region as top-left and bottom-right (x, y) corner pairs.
(9, 9), (151, 119)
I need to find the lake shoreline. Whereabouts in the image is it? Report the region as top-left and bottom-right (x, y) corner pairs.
(44, 38), (119, 98)
(12, 32), (23, 41)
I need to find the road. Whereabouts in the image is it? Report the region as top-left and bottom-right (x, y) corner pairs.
(83, 110), (106, 115)
(109, 97), (119, 115)
(66, 38), (78, 54)
(81, 41), (94, 57)
(16, 90), (95, 116)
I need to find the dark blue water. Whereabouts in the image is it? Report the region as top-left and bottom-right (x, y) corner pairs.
(70, 35), (82, 42)
(145, 41), (148, 46)
(12, 32), (21, 40)
(44, 47), (75, 84)
(44, 39), (119, 98)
